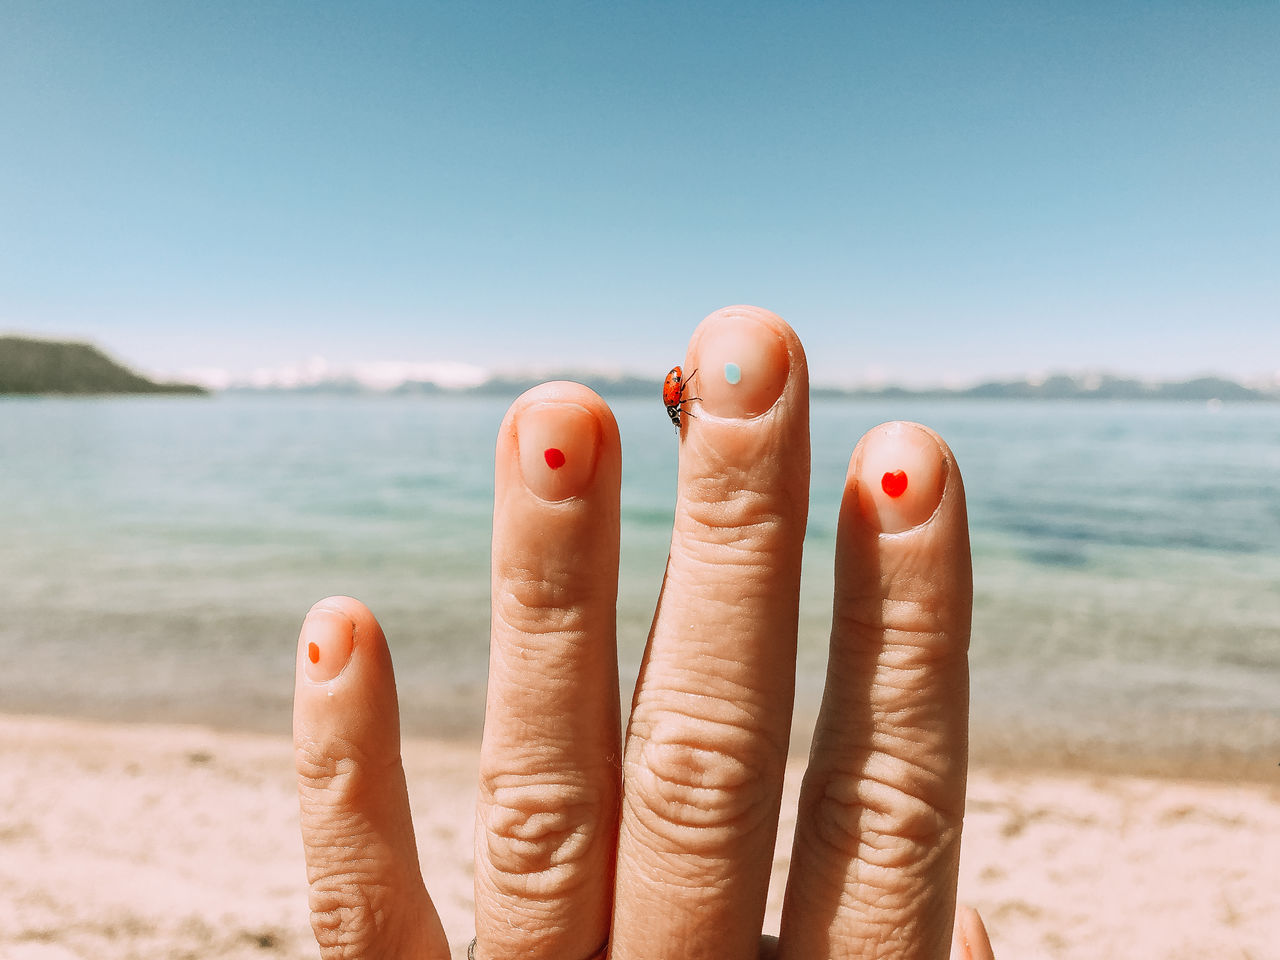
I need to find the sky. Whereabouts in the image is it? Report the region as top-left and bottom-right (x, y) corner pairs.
(1, 1), (1277, 387)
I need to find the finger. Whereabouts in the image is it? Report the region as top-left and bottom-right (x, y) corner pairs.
(473, 383), (622, 960)
(950, 906), (996, 960)
(294, 596), (449, 960)
(779, 422), (972, 959)
(612, 306), (810, 960)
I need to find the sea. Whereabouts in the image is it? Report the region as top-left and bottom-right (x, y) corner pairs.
(1, 393), (1277, 782)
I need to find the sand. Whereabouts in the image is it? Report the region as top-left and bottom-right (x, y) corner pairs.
(1, 714), (1277, 960)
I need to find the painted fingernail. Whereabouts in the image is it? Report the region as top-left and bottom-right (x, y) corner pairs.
(301, 605), (355, 683)
(855, 421), (948, 533)
(692, 312), (789, 420)
(516, 402), (600, 501)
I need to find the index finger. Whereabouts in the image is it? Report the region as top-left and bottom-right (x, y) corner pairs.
(472, 382), (623, 960)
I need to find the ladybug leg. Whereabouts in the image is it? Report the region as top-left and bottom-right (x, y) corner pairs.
(682, 371), (700, 406)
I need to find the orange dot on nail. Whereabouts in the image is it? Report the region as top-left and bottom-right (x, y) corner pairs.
(881, 469), (908, 498)
(544, 447), (566, 469)
(307, 642), (320, 664)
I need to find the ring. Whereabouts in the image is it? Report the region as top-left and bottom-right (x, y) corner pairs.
(468, 937), (609, 960)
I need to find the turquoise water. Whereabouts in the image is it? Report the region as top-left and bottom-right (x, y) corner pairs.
(1, 394), (1277, 779)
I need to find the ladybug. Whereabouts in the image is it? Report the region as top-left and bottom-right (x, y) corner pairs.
(662, 365), (701, 429)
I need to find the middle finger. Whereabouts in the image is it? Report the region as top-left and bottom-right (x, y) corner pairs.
(612, 306), (810, 960)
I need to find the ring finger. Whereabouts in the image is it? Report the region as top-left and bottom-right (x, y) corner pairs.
(779, 421), (972, 958)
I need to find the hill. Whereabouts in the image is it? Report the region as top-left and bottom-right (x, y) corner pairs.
(0, 336), (206, 395)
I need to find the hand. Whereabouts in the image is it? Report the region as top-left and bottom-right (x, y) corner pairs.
(292, 306), (995, 959)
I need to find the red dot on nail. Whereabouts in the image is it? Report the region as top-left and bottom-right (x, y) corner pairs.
(881, 470), (908, 498)
(308, 642), (320, 664)
(544, 447), (566, 469)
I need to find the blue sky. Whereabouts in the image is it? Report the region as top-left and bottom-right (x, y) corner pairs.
(1, 1), (1276, 386)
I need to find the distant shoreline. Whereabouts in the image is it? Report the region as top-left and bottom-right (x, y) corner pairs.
(215, 375), (1279, 403)
(4, 335), (1275, 401)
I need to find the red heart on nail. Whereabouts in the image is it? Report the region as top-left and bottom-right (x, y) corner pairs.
(881, 469), (908, 498)
(544, 447), (566, 469)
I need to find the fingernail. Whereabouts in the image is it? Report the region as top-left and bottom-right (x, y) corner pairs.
(515, 402), (600, 501)
(692, 311), (789, 420)
(855, 421), (948, 533)
(301, 606), (355, 683)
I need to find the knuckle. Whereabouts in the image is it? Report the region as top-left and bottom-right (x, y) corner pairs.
(682, 481), (791, 545)
(627, 712), (780, 852)
(308, 871), (397, 960)
(807, 758), (961, 872)
(295, 736), (361, 793)
(479, 771), (607, 899)
(296, 734), (399, 809)
(493, 565), (588, 638)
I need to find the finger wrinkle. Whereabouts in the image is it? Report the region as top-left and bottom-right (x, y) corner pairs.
(480, 788), (602, 896)
(834, 587), (958, 636)
(480, 825), (599, 902)
(497, 562), (599, 612)
(493, 590), (590, 640)
(624, 716), (782, 851)
(872, 558), (973, 623)
(488, 621), (598, 674)
(806, 761), (962, 872)
(632, 682), (785, 757)
(828, 909), (927, 959)
(295, 738), (406, 799)
(470, 891), (566, 944)
(304, 843), (393, 890)
(480, 738), (600, 782)
(829, 879), (954, 960)
(633, 844), (744, 893)
(813, 725), (956, 786)
(821, 658), (963, 725)
(295, 744), (363, 789)
(309, 876), (397, 960)
(673, 549), (784, 605)
(680, 486), (796, 544)
(823, 748), (960, 825)
(480, 768), (605, 807)
(650, 644), (776, 691)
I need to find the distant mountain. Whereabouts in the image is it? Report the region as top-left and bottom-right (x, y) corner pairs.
(464, 372), (1278, 403)
(0, 336), (207, 395)
(816, 373), (1277, 403)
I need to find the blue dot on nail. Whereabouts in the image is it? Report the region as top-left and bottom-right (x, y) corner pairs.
(724, 362), (741, 385)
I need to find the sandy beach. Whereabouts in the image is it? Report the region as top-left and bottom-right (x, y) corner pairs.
(1, 713), (1277, 960)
